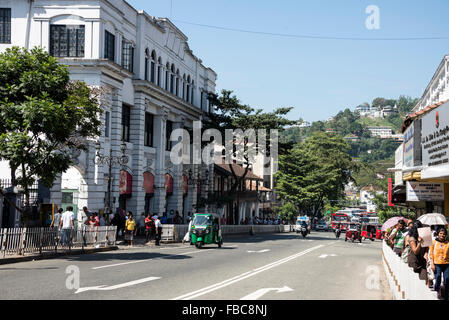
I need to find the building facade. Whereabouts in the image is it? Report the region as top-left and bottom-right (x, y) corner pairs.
(0, 0), (216, 226)
(413, 55), (449, 113)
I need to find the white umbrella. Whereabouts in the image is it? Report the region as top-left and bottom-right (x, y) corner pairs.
(417, 213), (448, 226)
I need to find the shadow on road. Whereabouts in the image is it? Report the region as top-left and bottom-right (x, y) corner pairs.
(64, 251), (195, 263)
(0, 267), (59, 271)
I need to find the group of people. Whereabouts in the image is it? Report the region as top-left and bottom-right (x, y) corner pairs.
(238, 217), (284, 225)
(385, 219), (449, 300)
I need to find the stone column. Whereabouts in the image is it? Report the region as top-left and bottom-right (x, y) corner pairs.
(127, 93), (147, 216)
(110, 89), (123, 213)
(166, 119), (184, 216)
(153, 108), (168, 216)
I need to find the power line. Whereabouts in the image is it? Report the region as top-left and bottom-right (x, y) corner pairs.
(173, 19), (449, 41)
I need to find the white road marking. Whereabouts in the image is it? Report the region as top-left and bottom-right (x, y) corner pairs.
(240, 286), (293, 300)
(75, 276), (161, 294)
(92, 249), (213, 270)
(318, 254), (337, 259)
(172, 245), (324, 300)
(247, 249), (270, 253)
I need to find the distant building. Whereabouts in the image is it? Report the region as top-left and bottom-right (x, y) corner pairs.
(367, 126), (393, 139)
(344, 134), (360, 142)
(360, 185), (385, 212)
(355, 104), (397, 119)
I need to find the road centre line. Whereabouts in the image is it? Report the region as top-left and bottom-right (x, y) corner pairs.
(172, 244), (324, 300)
(92, 249), (213, 270)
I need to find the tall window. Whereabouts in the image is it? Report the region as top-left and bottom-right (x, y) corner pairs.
(157, 58), (162, 86)
(122, 104), (131, 142)
(165, 120), (172, 151)
(191, 81), (194, 105)
(105, 111), (110, 138)
(121, 39), (134, 72)
(104, 30), (115, 62)
(144, 113), (154, 147)
(144, 49), (149, 81)
(165, 65), (169, 90)
(50, 25), (85, 57)
(0, 8), (11, 44)
(151, 51), (156, 83)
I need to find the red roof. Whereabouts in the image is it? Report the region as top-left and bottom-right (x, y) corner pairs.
(402, 100), (449, 133)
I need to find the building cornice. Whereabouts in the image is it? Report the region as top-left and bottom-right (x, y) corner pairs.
(133, 80), (203, 119)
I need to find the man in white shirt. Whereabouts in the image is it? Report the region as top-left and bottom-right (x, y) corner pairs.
(153, 215), (162, 246)
(51, 208), (63, 228)
(59, 206), (75, 246)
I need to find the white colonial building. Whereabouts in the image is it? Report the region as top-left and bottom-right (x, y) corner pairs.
(0, 0), (216, 226)
(413, 54), (449, 112)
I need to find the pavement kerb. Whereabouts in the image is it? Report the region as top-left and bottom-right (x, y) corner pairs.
(0, 246), (119, 265)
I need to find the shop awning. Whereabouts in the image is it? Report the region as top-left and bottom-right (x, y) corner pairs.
(143, 171), (155, 194)
(119, 170), (132, 195)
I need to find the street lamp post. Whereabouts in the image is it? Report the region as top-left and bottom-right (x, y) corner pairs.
(94, 141), (129, 218)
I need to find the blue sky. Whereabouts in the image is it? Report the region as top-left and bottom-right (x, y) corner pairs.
(128, 0), (449, 122)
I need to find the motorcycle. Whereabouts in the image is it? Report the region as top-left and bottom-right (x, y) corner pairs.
(301, 227), (307, 238)
(335, 228), (341, 239)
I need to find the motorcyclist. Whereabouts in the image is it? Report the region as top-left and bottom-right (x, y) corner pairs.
(335, 223), (341, 238)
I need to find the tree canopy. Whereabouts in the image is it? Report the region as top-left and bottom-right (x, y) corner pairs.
(0, 47), (103, 221)
(276, 132), (358, 219)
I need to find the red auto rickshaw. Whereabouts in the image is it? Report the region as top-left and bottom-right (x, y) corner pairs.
(345, 223), (362, 243)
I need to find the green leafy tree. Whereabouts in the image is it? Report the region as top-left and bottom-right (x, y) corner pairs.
(276, 202), (297, 224)
(276, 132), (358, 220)
(0, 47), (103, 224)
(205, 90), (294, 222)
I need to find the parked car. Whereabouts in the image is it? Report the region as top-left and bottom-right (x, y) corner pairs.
(314, 222), (330, 232)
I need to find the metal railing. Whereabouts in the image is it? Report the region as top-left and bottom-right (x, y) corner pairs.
(0, 226), (117, 258)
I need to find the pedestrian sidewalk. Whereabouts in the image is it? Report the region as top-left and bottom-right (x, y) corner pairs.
(0, 245), (119, 265)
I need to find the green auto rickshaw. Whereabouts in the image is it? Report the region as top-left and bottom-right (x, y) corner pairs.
(191, 213), (223, 249)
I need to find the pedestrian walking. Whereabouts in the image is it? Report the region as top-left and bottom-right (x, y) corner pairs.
(429, 226), (449, 300)
(59, 206), (75, 247)
(154, 215), (162, 246)
(407, 220), (428, 283)
(51, 208), (63, 228)
(145, 213), (155, 243)
(389, 220), (407, 257)
(125, 212), (136, 246)
(82, 206), (92, 225)
(182, 218), (193, 244)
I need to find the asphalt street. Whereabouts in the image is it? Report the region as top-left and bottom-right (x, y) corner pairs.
(0, 231), (392, 300)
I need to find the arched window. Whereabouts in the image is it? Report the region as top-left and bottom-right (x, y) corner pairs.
(186, 75), (191, 102)
(191, 80), (194, 104)
(182, 74), (186, 100)
(157, 57), (162, 87)
(165, 62), (170, 91)
(176, 69), (180, 97)
(150, 50), (156, 83)
(170, 64), (175, 94)
(144, 48), (149, 81)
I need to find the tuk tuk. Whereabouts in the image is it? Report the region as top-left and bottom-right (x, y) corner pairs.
(361, 223), (378, 241)
(345, 223), (362, 243)
(191, 213), (223, 249)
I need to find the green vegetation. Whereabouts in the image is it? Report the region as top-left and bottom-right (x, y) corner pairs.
(276, 132), (358, 220)
(0, 47), (103, 224)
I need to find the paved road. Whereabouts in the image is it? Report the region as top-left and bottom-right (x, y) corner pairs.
(0, 231), (391, 300)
